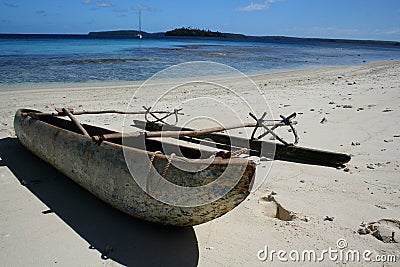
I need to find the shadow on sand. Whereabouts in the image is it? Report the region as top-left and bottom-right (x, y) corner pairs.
(0, 137), (199, 266)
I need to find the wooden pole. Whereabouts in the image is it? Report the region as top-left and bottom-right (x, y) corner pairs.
(146, 123), (256, 138)
(62, 108), (90, 137)
(68, 109), (183, 116)
(25, 109), (184, 118)
(92, 120), (298, 142)
(92, 122), (257, 142)
(53, 109), (183, 116)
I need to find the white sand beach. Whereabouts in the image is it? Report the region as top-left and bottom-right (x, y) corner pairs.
(1, 60), (399, 266)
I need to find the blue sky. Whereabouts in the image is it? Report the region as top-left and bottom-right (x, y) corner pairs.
(1, 0), (399, 41)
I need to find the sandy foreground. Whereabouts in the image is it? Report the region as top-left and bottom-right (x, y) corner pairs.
(0, 60), (399, 266)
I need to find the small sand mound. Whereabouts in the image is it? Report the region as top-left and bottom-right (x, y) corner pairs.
(258, 194), (295, 221)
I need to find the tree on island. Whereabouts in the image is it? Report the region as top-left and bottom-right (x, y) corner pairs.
(165, 27), (225, 37)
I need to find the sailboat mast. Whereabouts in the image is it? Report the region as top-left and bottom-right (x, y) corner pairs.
(138, 10), (141, 34)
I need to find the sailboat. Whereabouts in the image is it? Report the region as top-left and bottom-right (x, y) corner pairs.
(136, 10), (143, 39)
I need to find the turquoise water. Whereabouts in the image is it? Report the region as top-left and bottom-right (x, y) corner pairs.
(1, 35), (400, 86)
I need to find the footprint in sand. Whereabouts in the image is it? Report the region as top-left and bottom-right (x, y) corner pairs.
(358, 219), (400, 243)
(258, 194), (295, 221)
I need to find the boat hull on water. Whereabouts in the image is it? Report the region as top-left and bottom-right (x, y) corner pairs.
(14, 109), (256, 226)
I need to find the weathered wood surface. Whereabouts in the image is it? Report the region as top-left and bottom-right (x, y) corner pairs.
(93, 120), (298, 142)
(133, 120), (351, 167)
(62, 108), (90, 137)
(93, 122), (257, 142)
(26, 109), (184, 117)
(14, 109), (256, 226)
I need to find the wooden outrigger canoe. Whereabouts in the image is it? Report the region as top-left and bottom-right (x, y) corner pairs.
(14, 109), (256, 226)
(132, 120), (351, 168)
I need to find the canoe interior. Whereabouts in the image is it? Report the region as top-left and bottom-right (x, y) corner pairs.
(35, 113), (206, 159)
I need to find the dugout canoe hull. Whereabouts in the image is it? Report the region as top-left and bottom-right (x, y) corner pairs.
(14, 109), (256, 226)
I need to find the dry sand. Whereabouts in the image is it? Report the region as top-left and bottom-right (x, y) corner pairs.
(0, 60), (399, 266)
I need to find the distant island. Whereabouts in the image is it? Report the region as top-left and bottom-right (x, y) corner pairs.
(84, 28), (400, 47)
(88, 27), (245, 38)
(165, 27), (245, 38)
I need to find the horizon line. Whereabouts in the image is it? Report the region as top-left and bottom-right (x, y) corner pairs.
(0, 31), (399, 43)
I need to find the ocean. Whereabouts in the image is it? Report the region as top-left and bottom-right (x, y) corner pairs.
(1, 34), (399, 87)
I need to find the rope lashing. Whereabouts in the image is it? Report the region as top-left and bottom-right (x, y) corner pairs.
(249, 112), (298, 145)
(144, 106), (183, 125)
(145, 151), (162, 193)
(147, 153), (175, 195)
(280, 113), (299, 145)
(213, 148), (249, 159)
(94, 134), (105, 145)
(231, 148), (250, 157)
(161, 153), (174, 178)
(280, 112), (296, 125)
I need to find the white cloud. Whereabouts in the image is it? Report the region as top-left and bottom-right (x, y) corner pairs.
(4, 2), (19, 8)
(133, 4), (155, 12)
(96, 1), (112, 8)
(237, 0), (281, 12)
(82, 0), (111, 8)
